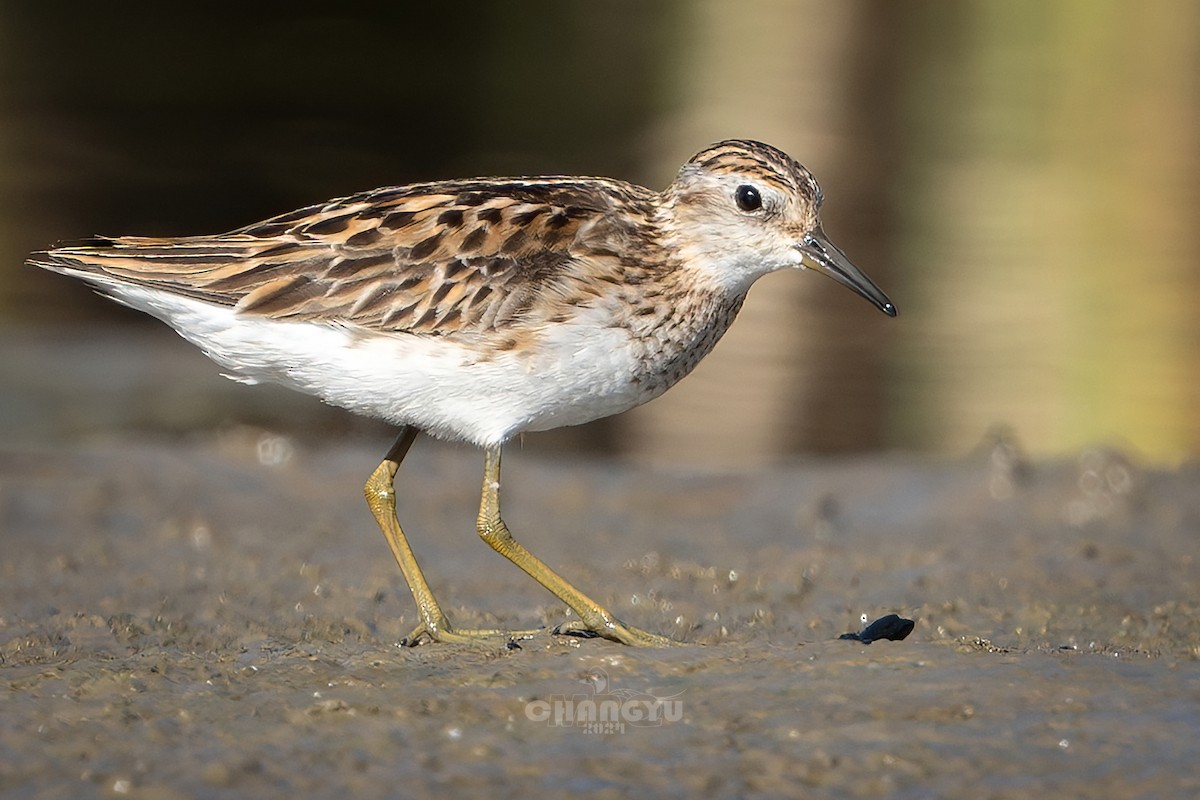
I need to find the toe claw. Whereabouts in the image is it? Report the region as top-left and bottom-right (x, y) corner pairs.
(553, 622), (600, 639)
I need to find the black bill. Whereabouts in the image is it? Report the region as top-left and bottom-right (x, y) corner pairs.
(798, 226), (897, 317)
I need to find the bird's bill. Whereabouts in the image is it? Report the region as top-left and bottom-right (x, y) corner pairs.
(798, 227), (897, 317)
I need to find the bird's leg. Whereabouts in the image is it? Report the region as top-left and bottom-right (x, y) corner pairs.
(364, 428), (538, 646)
(476, 446), (677, 647)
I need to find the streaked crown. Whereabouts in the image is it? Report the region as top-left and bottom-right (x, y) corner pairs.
(684, 139), (824, 207)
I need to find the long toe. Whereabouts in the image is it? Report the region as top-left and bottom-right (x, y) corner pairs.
(400, 621), (545, 648)
(553, 619), (681, 647)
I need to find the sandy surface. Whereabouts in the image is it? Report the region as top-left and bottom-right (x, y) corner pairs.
(2, 433), (1198, 798)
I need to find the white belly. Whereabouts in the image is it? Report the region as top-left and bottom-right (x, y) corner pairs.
(94, 278), (655, 446)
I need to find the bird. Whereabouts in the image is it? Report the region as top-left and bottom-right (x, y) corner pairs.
(28, 139), (896, 647)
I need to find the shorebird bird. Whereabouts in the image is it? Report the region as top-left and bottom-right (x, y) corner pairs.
(29, 139), (895, 647)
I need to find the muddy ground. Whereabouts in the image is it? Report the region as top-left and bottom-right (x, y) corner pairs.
(2, 432), (1199, 799)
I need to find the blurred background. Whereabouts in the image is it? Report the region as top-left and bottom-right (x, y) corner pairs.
(2, 1), (1198, 466)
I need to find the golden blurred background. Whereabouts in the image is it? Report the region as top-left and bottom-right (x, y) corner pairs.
(2, 2), (1198, 465)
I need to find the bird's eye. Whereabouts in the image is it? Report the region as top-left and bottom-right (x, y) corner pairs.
(735, 184), (762, 212)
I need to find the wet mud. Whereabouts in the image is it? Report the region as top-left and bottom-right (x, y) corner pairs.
(2, 435), (1198, 798)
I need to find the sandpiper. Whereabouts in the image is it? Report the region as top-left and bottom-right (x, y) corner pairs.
(29, 139), (895, 647)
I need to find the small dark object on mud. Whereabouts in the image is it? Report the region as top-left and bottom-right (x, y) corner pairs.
(839, 613), (915, 644)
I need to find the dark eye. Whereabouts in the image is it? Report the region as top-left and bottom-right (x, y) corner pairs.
(735, 184), (762, 212)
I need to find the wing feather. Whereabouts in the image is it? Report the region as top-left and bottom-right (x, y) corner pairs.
(28, 178), (659, 336)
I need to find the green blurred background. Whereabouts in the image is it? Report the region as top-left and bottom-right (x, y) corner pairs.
(2, 1), (1198, 465)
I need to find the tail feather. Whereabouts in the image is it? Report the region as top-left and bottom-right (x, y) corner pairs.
(27, 235), (314, 308)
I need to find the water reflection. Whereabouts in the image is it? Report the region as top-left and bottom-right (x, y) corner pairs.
(2, 2), (1197, 463)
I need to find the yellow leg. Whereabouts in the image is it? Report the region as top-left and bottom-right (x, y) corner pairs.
(364, 429), (538, 646)
(364, 431), (676, 647)
(475, 446), (676, 647)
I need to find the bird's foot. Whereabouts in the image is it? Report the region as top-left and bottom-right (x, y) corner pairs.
(400, 621), (542, 648)
(552, 618), (680, 647)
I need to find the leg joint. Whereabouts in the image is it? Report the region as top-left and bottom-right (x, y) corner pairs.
(476, 513), (513, 547)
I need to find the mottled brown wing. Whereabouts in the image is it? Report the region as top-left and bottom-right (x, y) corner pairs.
(30, 178), (657, 335)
